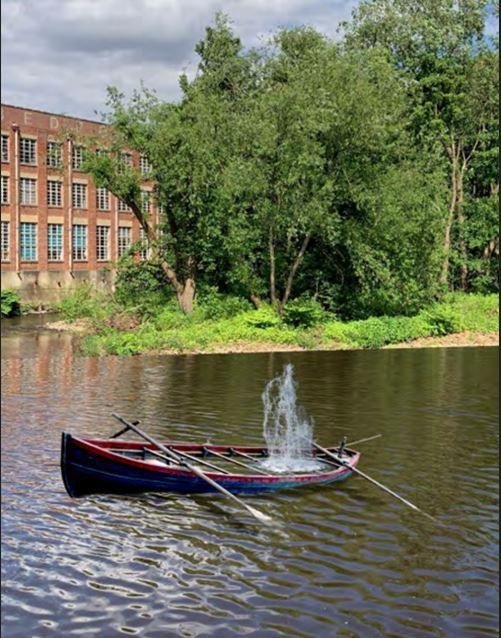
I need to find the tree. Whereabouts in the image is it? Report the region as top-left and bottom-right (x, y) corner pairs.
(342, 0), (499, 291)
(84, 14), (254, 313)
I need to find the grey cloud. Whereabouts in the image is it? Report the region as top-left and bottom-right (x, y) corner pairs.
(1, 0), (357, 119)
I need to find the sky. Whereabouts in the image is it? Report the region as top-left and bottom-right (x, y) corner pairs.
(1, 0), (357, 121)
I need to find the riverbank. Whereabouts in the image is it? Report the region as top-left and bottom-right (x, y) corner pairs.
(40, 291), (499, 356)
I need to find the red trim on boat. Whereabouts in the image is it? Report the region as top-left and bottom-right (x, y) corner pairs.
(70, 436), (359, 484)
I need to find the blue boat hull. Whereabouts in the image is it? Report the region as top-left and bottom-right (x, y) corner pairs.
(61, 433), (355, 497)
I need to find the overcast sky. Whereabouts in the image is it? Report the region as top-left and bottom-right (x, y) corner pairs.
(1, 0), (357, 121)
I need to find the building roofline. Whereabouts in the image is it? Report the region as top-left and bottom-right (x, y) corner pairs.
(1, 103), (107, 126)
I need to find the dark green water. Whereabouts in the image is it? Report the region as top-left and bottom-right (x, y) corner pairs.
(1, 315), (499, 637)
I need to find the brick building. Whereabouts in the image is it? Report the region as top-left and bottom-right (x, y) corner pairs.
(1, 104), (157, 302)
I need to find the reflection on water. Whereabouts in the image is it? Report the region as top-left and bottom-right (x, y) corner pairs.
(1, 316), (499, 637)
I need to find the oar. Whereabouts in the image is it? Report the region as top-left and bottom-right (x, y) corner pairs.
(346, 434), (382, 447)
(111, 414), (272, 524)
(313, 442), (436, 522)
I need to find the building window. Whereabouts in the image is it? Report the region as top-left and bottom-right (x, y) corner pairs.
(118, 198), (131, 212)
(47, 142), (62, 168)
(118, 226), (131, 257)
(47, 180), (62, 207)
(139, 227), (149, 260)
(20, 177), (37, 205)
(72, 145), (84, 170)
(20, 222), (37, 260)
(20, 137), (37, 165)
(72, 224), (87, 261)
(119, 152), (132, 174)
(1, 175), (9, 204)
(96, 187), (110, 211)
(1, 221), (9, 260)
(141, 191), (150, 215)
(47, 223), (63, 261)
(139, 156), (151, 175)
(96, 225), (109, 261)
(1, 135), (9, 162)
(72, 183), (87, 209)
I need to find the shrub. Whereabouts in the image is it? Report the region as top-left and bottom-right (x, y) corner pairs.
(1, 290), (21, 317)
(342, 315), (431, 348)
(114, 260), (172, 314)
(197, 287), (252, 320)
(421, 305), (464, 336)
(57, 284), (109, 321)
(243, 306), (281, 329)
(283, 298), (327, 327)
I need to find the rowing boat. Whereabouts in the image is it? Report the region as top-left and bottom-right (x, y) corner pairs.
(60, 433), (360, 498)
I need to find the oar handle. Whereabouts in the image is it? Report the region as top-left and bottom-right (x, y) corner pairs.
(313, 442), (436, 522)
(111, 414), (272, 524)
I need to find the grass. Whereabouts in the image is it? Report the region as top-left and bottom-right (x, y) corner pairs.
(54, 286), (499, 356)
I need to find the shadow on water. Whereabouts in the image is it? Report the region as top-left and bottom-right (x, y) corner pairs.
(1, 316), (499, 637)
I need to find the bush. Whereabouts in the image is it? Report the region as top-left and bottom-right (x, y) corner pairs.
(421, 305), (464, 336)
(243, 306), (281, 328)
(342, 315), (431, 348)
(283, 298), (327, 327)
(57, 284), (109, 321)
(114, 260), (172, 314)
(1, 290), (21, 317)
(197, 287), (252, 320)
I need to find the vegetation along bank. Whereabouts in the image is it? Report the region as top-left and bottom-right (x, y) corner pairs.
(42, 283), (497, 356)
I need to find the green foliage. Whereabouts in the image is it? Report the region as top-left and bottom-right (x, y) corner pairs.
(421, 305), (464, 337)
(114, 259), (172, 316)
(196, 287), (252, 320)
(1, 290), (21, 317)
(443, 292), (498, 333)
(340, 315), (432, 348)
(66, 282), (498, 355)
(283, 298), (327, 327)
(243, 307), (281, 329)
(56, 284), (111, 322)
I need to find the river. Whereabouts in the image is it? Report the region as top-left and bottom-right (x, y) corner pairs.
(1, 315), (499, 637)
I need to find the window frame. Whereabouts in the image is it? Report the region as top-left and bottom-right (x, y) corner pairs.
(47, 179), (62, 207)
(72, 182), (87, 209)
(72, 224), (88, 261)
(1, 175), (9, 204)
(47, 141), (62, 168)
(96, 187), (110, 211)
(19, 137), (37, 165)
(47, 223), (64, 262)
(117, 226), (131, 257)
(20, 221), (37, 261)
(1, 135), (9, 163)
(72, 145), (84, 170)
(1, 220), (9, 261)
(139, 155), (151, 175)
(96, 225), (110, 262)
(20, 177), (37, 205)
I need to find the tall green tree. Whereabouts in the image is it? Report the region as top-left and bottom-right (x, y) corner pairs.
(342, 0), (499, 291)
(84, 14), (254, 313)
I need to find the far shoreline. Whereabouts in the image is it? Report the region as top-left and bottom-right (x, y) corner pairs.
(43, 319), (498, 356)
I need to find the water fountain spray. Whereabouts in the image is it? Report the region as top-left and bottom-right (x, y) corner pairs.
(261, 364), (325, 473)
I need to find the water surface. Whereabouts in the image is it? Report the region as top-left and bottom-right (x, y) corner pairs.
(1, 316), (499, 637)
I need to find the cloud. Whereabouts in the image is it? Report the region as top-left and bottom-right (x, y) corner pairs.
(1, 0), (357, 120)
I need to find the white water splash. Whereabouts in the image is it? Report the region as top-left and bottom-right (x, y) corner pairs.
(260, 364), (325, 473)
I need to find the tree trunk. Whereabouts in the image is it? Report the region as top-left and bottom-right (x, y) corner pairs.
(279, 233), (311, 313)
(250, 294), (262, 309)
(176, 278), (196, 314)
(440, 141), (459, 287)
(269, 225), (277, 307)
(456, 167), (468, 291)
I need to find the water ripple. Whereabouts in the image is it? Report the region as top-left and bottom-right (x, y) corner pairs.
(1, 325), (498, 637)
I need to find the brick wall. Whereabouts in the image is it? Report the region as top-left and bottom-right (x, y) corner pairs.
(1, 104), (156, 301)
